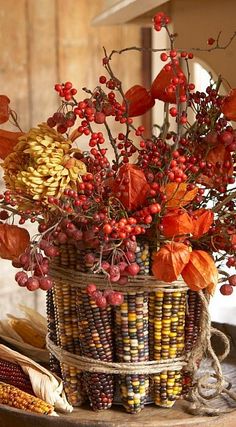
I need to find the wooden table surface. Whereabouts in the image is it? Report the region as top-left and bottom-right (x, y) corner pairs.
(1, 323), (236, 427)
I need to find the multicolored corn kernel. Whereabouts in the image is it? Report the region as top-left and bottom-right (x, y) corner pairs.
(183, 290), (202, 395)
(0, 359), (34, 396)
(149, 289), (186, 406)
(46, 289), (62, 376)
(53, 280), (86, 406)
(0, 382), (54, 414)
(114, 291), (149, 413)
(152, 370), (183, 407)
(76, 289), (114, 410)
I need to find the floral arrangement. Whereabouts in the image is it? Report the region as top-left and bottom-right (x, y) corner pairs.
(0, 11), (235, 307)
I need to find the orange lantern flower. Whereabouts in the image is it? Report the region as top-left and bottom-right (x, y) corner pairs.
(123, 85), (155, 117)
(0, 95), (10, 124)
(197, 143), (233, 188)
(152, 242), (191, 282)
(181, 250), (218, 292)
(162, 183), (198, 209)
(221, 88), (236, 121)
(162, 209), (193, 238)
(0, 224), (30, 261)
(0, 129), (24, 160)
(192, 209), (214, 238)
(112, 164), (150, 211)
(151, 63), (186, 104)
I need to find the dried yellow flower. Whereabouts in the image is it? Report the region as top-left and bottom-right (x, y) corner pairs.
(3, 124), (86, 201)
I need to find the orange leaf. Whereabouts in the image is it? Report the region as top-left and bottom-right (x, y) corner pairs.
(70, 128), (82, 142)
(162, 183), (198, 208)
(0, 224), (30, 261)
(221, 88), (236, 121)
(112, 164), (150, 211)
(182, 250), (218, 292)
(162, 209), (193, 238)
(151, 63), (186, 104)
(0, 95), (10, 124)
(0, 129), (23, 159)
(152, 242), (191, 282)
(124, 85), (155, 117)
(192, 208), (214, 238)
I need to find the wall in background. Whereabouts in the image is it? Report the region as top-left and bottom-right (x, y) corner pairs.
(0, 0), (141, 318)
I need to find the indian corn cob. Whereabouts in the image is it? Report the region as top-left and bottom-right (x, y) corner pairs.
(114, 244), (149, 413)
(76, 289), (114, 410)
(149, 289), (186, 407)
(53, 243), (86, 406)
(0, 359), (34, 396)
(46, 289), (62, 376)
(0, 382), (54, 414)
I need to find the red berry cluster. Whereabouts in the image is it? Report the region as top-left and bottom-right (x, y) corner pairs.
(153, 12), (170, 31)
(54, 81), (77, 101)
(86, 284), (124, 309)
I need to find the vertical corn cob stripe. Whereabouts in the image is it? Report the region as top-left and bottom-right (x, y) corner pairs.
(0, 382), (54, 414)
(114, 291), (149, 413)
(46, 289), (61, 376)
(0, 359), (34, 396)
(183, 290), (202, 395)
(53, 281), (86, 407)
(149, 290), (186, 407)
(76, 289), (114, 410)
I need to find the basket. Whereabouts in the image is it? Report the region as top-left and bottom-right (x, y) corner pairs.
(46, 243), (202, 414)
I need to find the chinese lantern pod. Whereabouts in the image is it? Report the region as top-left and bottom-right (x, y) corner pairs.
(192, 208), (214, 238)
(162, 209), (193, 238)
(151, 63), (186, 103)
(123, 85), (155, 117)
(152, 242), (191, 282)
(221, 88), (236, 121)
(0, 224), (30, 261)
(181, 250), (218, 291)
(162, 183), (198, 209)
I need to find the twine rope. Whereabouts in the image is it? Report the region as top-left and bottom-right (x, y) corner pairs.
(46, 335), (187, 375)
(185, 290), (236, 416)
(50, 266), (188, 292)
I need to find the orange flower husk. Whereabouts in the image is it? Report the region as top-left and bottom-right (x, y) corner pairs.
(152, 242), (191, 282)
(0, 129), (24, 160)
(123, 85), (155, 117)
(112, 164), (150, 211)
(0, 95), (10, 124)
(162, 209), (193, 238)
(221, 88), (236, 121)
(197, 143), (233, 187)
(0, 224), (30, 261)
(181, 250), (218, 293)
(151, 63), (186, 104)
(162, 183), (198, 208)
(192, 208), (214, 238)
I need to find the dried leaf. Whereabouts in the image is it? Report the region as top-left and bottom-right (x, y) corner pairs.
(181, 250), (218, 291)
(152, 242), (191, 282)
(0, 224), (30, 260)
(192, 208), (214, 238)
(112, 164), (150, 211)
(0, 95), (10, 124)
(124, 85), (155, 117)
(162, 183), (198, 208)
(0, 129), (23, 160)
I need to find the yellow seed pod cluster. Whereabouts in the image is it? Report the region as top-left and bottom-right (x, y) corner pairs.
(3, 123), (87, 201)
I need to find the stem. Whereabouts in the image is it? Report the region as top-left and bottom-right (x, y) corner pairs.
(9, 110), (23, 132)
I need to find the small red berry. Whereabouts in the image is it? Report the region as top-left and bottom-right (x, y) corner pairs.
(220, 284), (233, 295)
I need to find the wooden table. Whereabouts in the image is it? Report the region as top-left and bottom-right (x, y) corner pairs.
(1, 323), (236, 427)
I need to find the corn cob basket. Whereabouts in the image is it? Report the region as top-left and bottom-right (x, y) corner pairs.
(46, 242), (203, 414)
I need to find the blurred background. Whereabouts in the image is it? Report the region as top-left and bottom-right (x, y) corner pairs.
(0, 0), (235, 323)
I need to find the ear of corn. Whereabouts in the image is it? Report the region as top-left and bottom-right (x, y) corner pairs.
(9, 319), (45, 349)
(0, 359), (34, 396)
(149, 290), (186, 407)
(46, 289), (62, 377)
(0, 382), (54, 414)
(76, 289), (114, 410)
